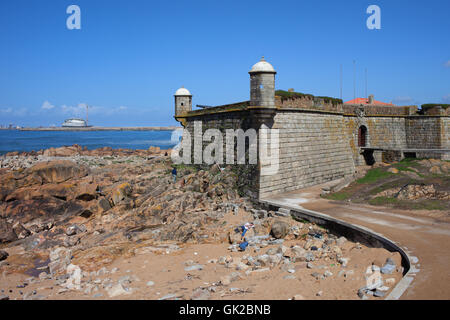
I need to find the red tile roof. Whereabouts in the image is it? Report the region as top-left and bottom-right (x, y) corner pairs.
(344, 98), (395, 106)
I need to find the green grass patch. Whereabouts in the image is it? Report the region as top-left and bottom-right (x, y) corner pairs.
(369, 184), (393, 195)
(393, 158), (422, 172)
(369, 197), (448, 211)
(408, 200), (448, 211)
(368, 197), (399, 206)
(357, 168), (393, 184)
(393, 164), (416, 172)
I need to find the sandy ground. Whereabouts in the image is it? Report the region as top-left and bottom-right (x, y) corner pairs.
(263, 183), (450, 300)
(0, 240), (402, 300)
(0, 202), (403, 300)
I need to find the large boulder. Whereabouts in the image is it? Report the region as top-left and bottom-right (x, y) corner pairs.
(37, 183), (77, 201)
(1, 197), (65, 223)
(429, 166), (442, 174)
(64, 264), (83, 290)
(75, 182), (98, 201)
(270, 220), (290, 239)
(0, 197), (93, 232)
(43, 145), (82, 157)
(0, 185), (15, 202)
(441, 162), (449, 173)
(228, 230), (242, 244)
(285, 246), (307, 261)
(148, 146), (161, 154)
(97, 197), (112, 213)
(0, 249), (8, 261)
(25, 160), (89, 184)
(0, 219), (17, 244)
(111, 183), (132, 205)
(49, 247), (72, 276)
(4, 183), (77, 202)
(12, 222), (31, 239)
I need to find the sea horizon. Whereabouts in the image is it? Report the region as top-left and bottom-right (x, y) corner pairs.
(0, 129), (181, 155)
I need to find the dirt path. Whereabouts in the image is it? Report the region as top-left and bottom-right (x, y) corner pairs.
(263, 184), (450, 300)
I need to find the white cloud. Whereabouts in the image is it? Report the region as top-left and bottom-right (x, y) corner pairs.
(0, 107), (13, 114)
(41, 100), (55, 110)
(61, 104), (85, 116)
(103, 106), (128, 115)
(0, 107), (28, 116)
(445, 60), (450, 68)
(393, 96), (414, 105)
(59, 103), (128, 116)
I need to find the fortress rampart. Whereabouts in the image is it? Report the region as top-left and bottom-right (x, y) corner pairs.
(174, 58), (450, 199)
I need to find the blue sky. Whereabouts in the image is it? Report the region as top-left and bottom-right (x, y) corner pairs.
(0, 0), (449, 127)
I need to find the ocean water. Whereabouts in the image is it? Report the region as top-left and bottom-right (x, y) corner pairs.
(0, 130), (182, 155)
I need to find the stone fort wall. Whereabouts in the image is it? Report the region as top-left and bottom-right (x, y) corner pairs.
(441, 117), (450, 160)
(181, 111), (261, 198)
(178, 107), (449, 198)
(176, 85), (449, 198)
(179, 109), (357, 199)
(259, 111), (355, 198)
(344, 116), (408, 165)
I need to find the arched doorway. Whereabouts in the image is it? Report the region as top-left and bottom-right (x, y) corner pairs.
(358, 125), (367, 147)
(358, 125), (373, 165)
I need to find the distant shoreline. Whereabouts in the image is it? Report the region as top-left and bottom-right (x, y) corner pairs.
(17, 126), (181, 132)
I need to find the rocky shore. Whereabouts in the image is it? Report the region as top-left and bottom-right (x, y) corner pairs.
(0, 145), (403, 300)
(1, 144), (168, 171)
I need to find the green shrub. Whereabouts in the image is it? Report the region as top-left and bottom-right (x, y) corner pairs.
(275, 90), (314, 101)
(421, 103), (450, 109)
(419, 103), (450, 114)
(315, 96), (344, 105)
(275, 90), (343, 105)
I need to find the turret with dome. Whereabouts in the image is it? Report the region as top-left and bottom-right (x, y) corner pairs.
(174, 86), (192, 116)
(249, 56), (277, 107)
(174, 56), (277, 117)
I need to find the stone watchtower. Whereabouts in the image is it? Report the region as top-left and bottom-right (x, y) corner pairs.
(249, 57), (277, 107)
(174, 86), (192, 116)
